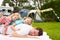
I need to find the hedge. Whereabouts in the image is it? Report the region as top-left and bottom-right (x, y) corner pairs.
(41, 0), (60, 21)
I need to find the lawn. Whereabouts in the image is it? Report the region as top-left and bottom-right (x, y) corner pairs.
(32, 22), (60, 40)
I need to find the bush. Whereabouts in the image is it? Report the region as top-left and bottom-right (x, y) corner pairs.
(41, 0), (60, 21)
(23, 6), (35, 10)
(13, 7), (20, 13)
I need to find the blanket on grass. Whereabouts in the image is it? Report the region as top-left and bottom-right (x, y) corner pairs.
(0, 32), (52, 40)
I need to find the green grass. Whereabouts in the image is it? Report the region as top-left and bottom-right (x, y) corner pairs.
(32, 22), (60, 40)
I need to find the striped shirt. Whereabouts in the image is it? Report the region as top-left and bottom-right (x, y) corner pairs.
(0, 16), (12, 27)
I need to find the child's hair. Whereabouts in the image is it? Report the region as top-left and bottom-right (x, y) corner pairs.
(24, 17), (32, 22)
(10, 13), (22, 20)
(28, 17), (32, 22)
(10, 13), (15, 17)
(14, 13), (22, 20)
(24, 17), (32, 25)
(23, 17), (27, 20)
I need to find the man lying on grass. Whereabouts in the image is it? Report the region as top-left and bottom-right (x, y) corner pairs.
(10, 24), (43, 38)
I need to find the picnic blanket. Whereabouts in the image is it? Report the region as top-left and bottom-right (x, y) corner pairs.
(0, 32), (52, 40)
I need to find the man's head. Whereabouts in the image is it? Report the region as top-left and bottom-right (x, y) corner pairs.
(29, 28), (43, 36)
(24, 17), (32, 25)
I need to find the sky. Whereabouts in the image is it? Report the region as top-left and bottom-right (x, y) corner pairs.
(0, 0), (3, 6)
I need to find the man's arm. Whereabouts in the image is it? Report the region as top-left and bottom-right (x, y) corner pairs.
(10, 32), (38, 38)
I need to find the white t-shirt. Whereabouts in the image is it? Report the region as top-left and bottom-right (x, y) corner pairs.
(15, 24), (33, 35)
(7, 24), (33, 35)
(7, 25), (14, 34)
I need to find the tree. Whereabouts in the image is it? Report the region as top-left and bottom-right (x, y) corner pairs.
(2, 0), (10, 6)
(41, 0), (60, 21)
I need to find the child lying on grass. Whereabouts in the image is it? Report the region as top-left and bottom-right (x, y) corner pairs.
(0, 13), (21, 35)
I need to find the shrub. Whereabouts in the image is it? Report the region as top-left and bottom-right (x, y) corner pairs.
(41, 0), (60, 21)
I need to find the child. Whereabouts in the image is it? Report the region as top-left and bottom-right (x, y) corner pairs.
(24, 17), (32, 25)
(9, 13), (22, 25)
(11, 17), (32, 26)
(0, 15), (11, 34)
(6, 17), (32, 35)
(0, 13), (21, 35)
(11, 17), (32, 31)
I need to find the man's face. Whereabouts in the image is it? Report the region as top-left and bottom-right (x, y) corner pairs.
(29, 28), (39, 36)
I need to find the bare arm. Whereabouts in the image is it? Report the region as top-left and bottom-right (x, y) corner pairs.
(10, 32), (38, 38)
(11, 23), (17, 31)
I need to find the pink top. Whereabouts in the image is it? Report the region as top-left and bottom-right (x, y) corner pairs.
(0, 16), (12, 27)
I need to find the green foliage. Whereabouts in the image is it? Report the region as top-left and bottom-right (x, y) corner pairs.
(41, 0), (60, 21)
(23, 6), (35, 10)
(2, 0), (10, 6)
(13, 7), (20, 13)
(19, 0), (27, 2)
(41, 11), (57, 21)
(9, 2), (14, 7)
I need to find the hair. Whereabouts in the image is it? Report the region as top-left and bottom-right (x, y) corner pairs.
(23, 17), (27, 20)
(10, 13), (15, 17)
(25, 17), (32, 22)
(24, 17), (32, 21)
(14, 13), (22, 20)
(36, 28), (43, 36)
(10, 13), (22, 20)
(24, 17), (32, 25)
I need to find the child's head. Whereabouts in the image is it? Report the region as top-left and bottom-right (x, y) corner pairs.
(11, 15), (18, 21)
(10, 13), (22, 21)
(14, 13), (22, 20)
(24, 17), (32, 25)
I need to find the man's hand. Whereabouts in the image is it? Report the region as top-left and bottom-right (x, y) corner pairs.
(15, 28), (20, 31)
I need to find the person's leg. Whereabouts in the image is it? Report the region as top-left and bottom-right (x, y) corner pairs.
(0, 24), (4, 34)
(10, 31), (21, 37)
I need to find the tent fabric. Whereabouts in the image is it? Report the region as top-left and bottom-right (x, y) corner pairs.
(19, 9), (30, 18)
(28, 10), (43, 22)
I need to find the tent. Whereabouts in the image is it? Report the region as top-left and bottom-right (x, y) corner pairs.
(19, 9), (30, 18)
(19, 9), (44, 22)
(27, 10), (43, 22)
(19, 9), (43, 22)
(19, 8), (60, 22)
